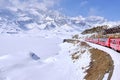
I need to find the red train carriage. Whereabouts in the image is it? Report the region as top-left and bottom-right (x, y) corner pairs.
(92, 38), (99, 44)
(99, 38), (107, 46)
(105, 38), (111, 47)
(85, 25), (120, 52)
(85, 37), (120, 51)
(98, 38), (110, 47)
(86, 38), (99, 44)
(85, 38), (93, 42)
(110, 39), (120, 51)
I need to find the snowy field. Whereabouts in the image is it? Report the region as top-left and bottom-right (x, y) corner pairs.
(0, 34), (91, 80)
(0, 34), (120, 80)
(0, 35), (62, 59)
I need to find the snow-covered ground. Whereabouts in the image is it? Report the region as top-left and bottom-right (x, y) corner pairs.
(0, 34), (91, 80)
(1, 32), (120, 80)
(87, 42), (120, 80)
(0, 35), (62, 59)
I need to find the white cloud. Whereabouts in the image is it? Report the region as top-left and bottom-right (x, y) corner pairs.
(80, 0), (88, 7)
(43, 0), (56, 7)
(0, 0), (11, 8)
(0, 0), (59, 11)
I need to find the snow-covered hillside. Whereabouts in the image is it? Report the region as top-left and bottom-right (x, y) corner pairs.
(0, 4), (120, 35)
(0, 5), (116, 34)
(0, 34), (92, 80)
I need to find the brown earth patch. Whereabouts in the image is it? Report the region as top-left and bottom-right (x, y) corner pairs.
(80, 41), (91, 48)
(72, 34), (79, 39)
(71, 51), (80, 60)
(84, 48), (114, 80)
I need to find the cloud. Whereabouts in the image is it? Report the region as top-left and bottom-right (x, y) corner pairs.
(80, 0), (88, 7)
(0, 0), (60, 11)
(0, 0), (11, 8)
(43, 0), (56, 8)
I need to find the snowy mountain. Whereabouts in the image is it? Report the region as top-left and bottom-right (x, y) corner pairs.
(0, 6), (113, 34)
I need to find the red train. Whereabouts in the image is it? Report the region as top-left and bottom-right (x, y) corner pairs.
(86, 38), (120, 52)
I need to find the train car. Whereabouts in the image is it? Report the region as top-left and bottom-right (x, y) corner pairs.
(85, 38), (93, 42)
(105, 38), (111, 47)
(92, 38), (99, 44)
(99, 38), (110, 47)
(86, 38), (110, 47)
(85, 37), (120, 52)
(110, 39), (120, 51)
(99, 38), (106, 46)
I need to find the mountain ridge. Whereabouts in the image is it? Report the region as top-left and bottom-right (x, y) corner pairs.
(0, 7), (119, 34)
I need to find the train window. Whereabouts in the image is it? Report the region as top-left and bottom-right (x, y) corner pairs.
(111, 40), (115, 44)
(112, 40), (116, 44)
(114, 40), (116, 44)
(112, 40), (114, 43)
(112, 40), (114, 44)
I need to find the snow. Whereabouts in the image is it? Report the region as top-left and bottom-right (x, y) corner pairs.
(45, 16), (53, 21)
(18, 16), (32, 21)
(1, 27), (120, 80)
(87, 42), (120, 80)
(0, 34), (91, 80)
(0, 35), (62, 59)
(25, 23), (39, 29)
(29, 8), (41, 16)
